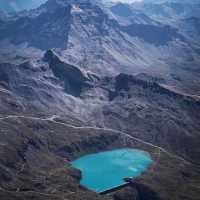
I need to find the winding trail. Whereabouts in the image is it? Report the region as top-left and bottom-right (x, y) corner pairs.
(0, 114), (191, 164)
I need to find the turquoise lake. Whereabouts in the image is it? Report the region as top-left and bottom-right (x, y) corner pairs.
(71, 148), (153, 193)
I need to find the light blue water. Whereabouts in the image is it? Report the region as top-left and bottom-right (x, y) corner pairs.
(71, 148), (153, 193)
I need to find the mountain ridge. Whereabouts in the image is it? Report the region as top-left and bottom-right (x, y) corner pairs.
(0, 0), (200, 200)
(1, 0), (200, 95)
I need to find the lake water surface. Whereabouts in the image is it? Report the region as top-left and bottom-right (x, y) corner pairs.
(71, 148), (153, 193)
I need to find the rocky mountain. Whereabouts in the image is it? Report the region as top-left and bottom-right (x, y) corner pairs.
(0, 48), (200, 200)
(131, 0), (200, 41)
(0, 0), (200, 200)
(0, 0), (47, 12)
(0, 0), (200, 94)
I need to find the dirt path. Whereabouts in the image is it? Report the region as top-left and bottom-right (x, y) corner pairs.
(0, 115), (191, 164)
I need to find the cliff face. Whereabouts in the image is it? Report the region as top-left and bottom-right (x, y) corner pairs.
(0, 4), (71, 50)
(44, 50), (89, 97)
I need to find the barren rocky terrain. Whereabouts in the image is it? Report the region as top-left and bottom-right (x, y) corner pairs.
(0, 0), (200, 200)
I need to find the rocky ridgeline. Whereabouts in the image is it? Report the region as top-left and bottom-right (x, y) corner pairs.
(0, 0), (200, 200)
(44, 50), (89, 97)
(0, 50), (200, 166)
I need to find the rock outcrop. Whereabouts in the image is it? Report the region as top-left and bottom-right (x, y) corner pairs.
(44, 50), (89, 97)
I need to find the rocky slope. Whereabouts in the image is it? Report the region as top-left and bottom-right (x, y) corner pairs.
(94, 73), (200, 164)
(0, 109), (200, 200)
(1, 44), (200, 199)
(0, 0), (200, 200)
(1, 46), (200, 159)
(1, 48), (200, 164)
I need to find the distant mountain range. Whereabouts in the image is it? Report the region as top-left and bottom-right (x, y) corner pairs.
(1, 0), (199, 91)
(0, 1), (200, 200)
(0, 0), (47, 12)
(1, 0), (200, 12)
